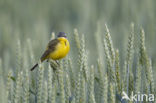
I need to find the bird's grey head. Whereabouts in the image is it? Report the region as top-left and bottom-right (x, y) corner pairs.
(57, 32), (67, 38)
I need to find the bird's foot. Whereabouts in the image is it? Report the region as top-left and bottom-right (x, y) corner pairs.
(55, 60), (60, 66)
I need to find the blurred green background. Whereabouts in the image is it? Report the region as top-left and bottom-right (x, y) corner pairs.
(0, 0), (156, 102)
(0, 0), (156, 73)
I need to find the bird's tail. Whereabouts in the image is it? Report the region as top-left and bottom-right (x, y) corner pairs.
(30, 58), (46, 71)
(30, 63), (38, 71)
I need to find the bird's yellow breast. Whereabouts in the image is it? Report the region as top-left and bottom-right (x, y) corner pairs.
(48, 37), (70, 60)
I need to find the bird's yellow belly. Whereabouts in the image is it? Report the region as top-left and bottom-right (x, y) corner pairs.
(48, 43), (69, 60)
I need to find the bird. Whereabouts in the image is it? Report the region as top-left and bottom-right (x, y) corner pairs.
(30, 32), (70, 71)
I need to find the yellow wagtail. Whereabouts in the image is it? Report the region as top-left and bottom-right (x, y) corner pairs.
(30, 32), (70, 71)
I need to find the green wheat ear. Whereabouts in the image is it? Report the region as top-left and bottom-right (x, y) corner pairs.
(16, 40), (22, 75)
(123, 23), (134, 94)
(97, 59), (108, 103)
(23, 69), (29, 103)
(74, 29), (80, 49)
(58, 64), (65, 103)
(51, 32), (55, 40)
(81, 35), (89, 81)
(109, 82), (115, 103)
(126, 23), (134, 65)
(79, 74), (86, 103)
(139, 28), (146, 65)
(103, 74), (108, 103)
(103, 25), (116, 86)
(103, 38), (115, 83)
(65, 73), (72, 103)
(37, 61), (44, 103)
(48, 64), (53, 103)
(139, 28), (155, 93)
(74, 29), (89, 83)
(51, 79), (57, 103)
(88, 65), (96, 103)
(135, 60), (141, 93)
(79, 56), (86, 103)
(75, 72), (81, 103)
(115, 49), (121, 94)
(148, 59), (155, 94)
(6, 70), (13, 102)
(14, 72), (23, 103)
(42, 81), (48, 103)
(77, 33), (89, 82)
(68, 58), (75, 91)
(97, 59), (104, 102)
(105, 24), (115, 64)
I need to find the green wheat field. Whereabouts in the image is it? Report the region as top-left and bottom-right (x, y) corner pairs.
(0, 0), (156, 103)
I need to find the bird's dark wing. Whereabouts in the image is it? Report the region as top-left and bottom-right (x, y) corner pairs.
(40, 39), (59, 62)
(48, 39), (59, 50)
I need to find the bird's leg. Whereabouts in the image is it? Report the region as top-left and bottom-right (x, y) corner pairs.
(50, 64), (56, 71)
(55, 60), (60, 66)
